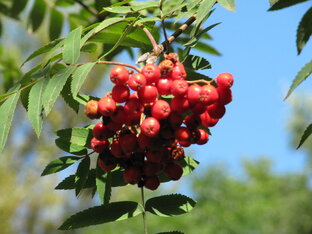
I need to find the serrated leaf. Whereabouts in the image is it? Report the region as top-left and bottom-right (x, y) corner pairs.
(0, 84), (21, 155)
(297, 123), (312, 149)
(269, 0), (308, 11)
(41, 156), (81, 176)
(145, 194), (196, 217)
(217, 0), (235, 11)
(56, 127), (93, 147)
(297, 7), (312, 54)
(49, 8), (64, 40)
(75, 94), (100, 106)
(135, 17), (161, 24)
(22, 39), (63, 66)
(75, 156), (90, 196)
(42, 66), (76, 115)
(30, 0), (46, 32)
(55, 139), (89, 155)
(184, 23), (220, 47)
(71, 62), (96, 97)
(185, 67), (213, 81)
(10, 0), (28, 18)
(59, 201), (142, 230)
(196, 0), (216, 26)
(61, 77), (80, 113)
(63, 26), (82, 64)
(269, 0), (279, 6)
(178, 156), (200, 176)
(285, 60), (312, 99)
(27, 78), (48, 137)
(95, 0), (111, 11)
(183, 55), (211, 70)
(96, 164), (112, 205)
(55, 169), (96, 190)
(102, 2), (158, 14)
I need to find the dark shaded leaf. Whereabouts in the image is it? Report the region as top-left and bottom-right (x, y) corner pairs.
(297, 123), (312, 149)
(81, 43), (98, 53)
(10, 0), (28, 18)
(269, 0), (308, 11)
(75, 156), (90, 196)
(297, 7), (312, 54)
(185, 67), (213, 81)
(30, 0), (46, 32)
(95, 0), (111, 11)
(285, 60), (312, 99)
(41, 156), (81, 176)
(96, 164), (112, 205)
(183, 55), (211, 70)
(63, 26), (82, 64)
(61, 77), (80, 113)
(59, 202), (143, 230)
(145, 194), (196, 217)
(55, 169), (96, 190)
(0, 84), (21, 154)
(49, 8), (64, 40)
(217, 0), (235, 11)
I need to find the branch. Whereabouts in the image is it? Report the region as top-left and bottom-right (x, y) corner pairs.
(74, 0), (98, 18)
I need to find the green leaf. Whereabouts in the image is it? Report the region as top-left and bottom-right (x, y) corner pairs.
(71, 62), (96, 97)
(56, 127), (93, 147)
(297, 7), (312, 54)
(61, 77), (80, 113)
(269, 0), (309, 11)
(135, 17), (161, 24)
(27, 78), (48, 137)
(55, 0), (75, 7)
(42, 66), (76, 115)
(75, 156), (90, 196)
(30, 0), (46, 32)
(96, 164), (112, 205)
(297, 123), (312, 149)
(81, 43), (98, 53)
(22, 39), (63, 66)
(59, 201), (143, 230)
(196, 0), (216, 26)
(269, 0), (279, 6)
(285, 60), (312, 99)
(183, 55), (211, 70)
(41, 156), (81, 176)
(55, 169), (96, 190)
(185, 67), (213, 81)
(217, 0), (235, 11)
(184, 23), (220, 47)
(95, 0), (111, 11)
(157, 232), (184, 234)
(102, 2), (158, 14)
(49, 8), (64, 40)
(0, 84), (21, 155)
(145, 194), (196, 217)
(75, 94), (99, 106)
(10, 0), (28, 18)
(178, 156), (200, 176)
(55, 139), (88, 155)
(63, 26), (82, 64)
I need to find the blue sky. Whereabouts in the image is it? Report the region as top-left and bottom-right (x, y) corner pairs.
(186, 1), (312, 175)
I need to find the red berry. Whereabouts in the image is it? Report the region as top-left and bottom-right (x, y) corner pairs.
(138, 133), (154, 150)
(171, 62), (186, 80)
(200, 111), (219, 127)
(156, 78), (172, 95)
(164, 162), (183, 181)
(98, 159), (116, 172)
(85, 100), (101, 119)
(111, 140), (124, 158)
(140, 117), (160, 137)
(206, 103), (226, 119)
(187, 84), (201, 105)
(191, 103), (206, 115)
(128, 73), (147, 91)
(178, 140), (192, 147)
(124, 98), (144, 117)
(175, 126), (192, 142)
(217, 87), (232, 105)
(111, 106), (127, 124)
(111, 85), (129, 103)
(138, 85), (158, 104)
(171, 80), (188, 97)
(216, 72), (234, 88)
(92, 122), (114, 140)
(143, 162), (162, 177)
(144, 176), (160, 190)
(107, 121), (123, 131)
(184, 114), (201, 129)
(171, 96), (190, 114)
(151, 100), (171, 120)
(142, 64), (161, 84)
(119, 133), (138, 153)
(195, 129), (209, 145)
(199, 85), (219, 106)
(110, 65), (129, 85)
(168, 112), (183, 129)
(98, 97), (116, 116)
(91, 137), (109, 153)
(123, 167), (141, 184)
(146, 150), (164, 163)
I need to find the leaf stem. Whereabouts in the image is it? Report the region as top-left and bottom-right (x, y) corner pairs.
(141, 187), (148, 234)
(186, 79), (214, 85)
(77, 61), (141, 73)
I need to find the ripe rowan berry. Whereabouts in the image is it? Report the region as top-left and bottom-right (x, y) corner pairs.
(110, 65), (129, 85)
(151, 100), (171, 120)
(141, 64), (161, 84)
(216, 72), (234, 88)
(128, 73), (147, 91)
(141, 117), (160, 137)
(111, 85), (130, 103)
(98, 97), (116, 116)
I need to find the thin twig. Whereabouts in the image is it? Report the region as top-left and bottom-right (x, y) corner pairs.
(186, 79), (214, 85)
(74, 0), (98, 17)
(141, 187), (148, 234)
(143, 28), (160, 56)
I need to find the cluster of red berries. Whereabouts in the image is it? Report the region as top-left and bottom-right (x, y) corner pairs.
(85, 54), (234, 190)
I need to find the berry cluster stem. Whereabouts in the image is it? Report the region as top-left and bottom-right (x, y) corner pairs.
(97, 61), (141, 73)
(141, 187), (148, 234)
(186, 79), (215, 85)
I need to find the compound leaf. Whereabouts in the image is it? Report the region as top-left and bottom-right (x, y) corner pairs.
(30, 0), (46, 32)
(217, 0), (235, 11)
(49, 8), (64, 40)
(63, 26), (82, 64)
(41, 156), (81, 176)
(297, 7), (312, 54)
(297, 123), (312, 149)
(75, 156), (90, 196)
(71, 62), (96, 97)
(269, 0), (309, 11)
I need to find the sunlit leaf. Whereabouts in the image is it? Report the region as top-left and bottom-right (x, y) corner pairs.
(196, 0), (216, 26)
(71, 62), (96, 97)
(217, 0), (235, 11)
(63, 26), (82, 64)
(102, 2), (158, 14)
